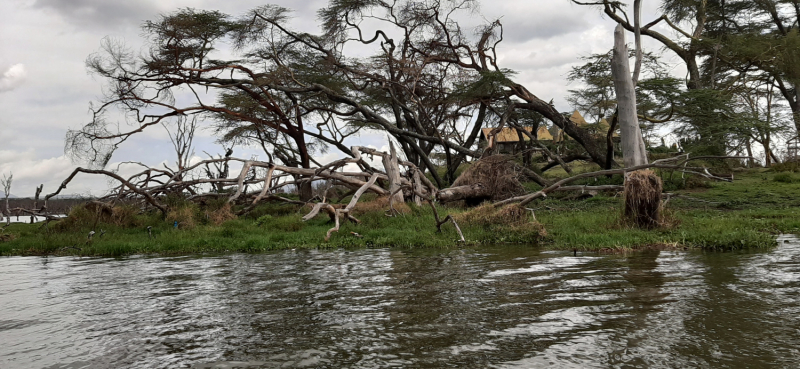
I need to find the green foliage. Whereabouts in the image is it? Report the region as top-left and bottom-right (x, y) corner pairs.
(143, 8), (235, 67)
(771, 161), (800, 172)
(255, 214), (273, 226)
(256, 214), (305, 232)
(675, 88), (742, 155)
(773, 173), (799, 183)
(567, 49), (681, 128)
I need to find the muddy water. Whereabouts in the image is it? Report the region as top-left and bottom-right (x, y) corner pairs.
(2, 236), (799, 368)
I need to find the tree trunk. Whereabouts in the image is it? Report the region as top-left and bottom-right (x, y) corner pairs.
(383, 142), (405, 204)
(612, 24), (660, 228)
(611, 24), (648, 167)
(606, 112), (619, 170)
(298, 180), (313, 202)
(794, 84), (800, 134)
(745, 140), (755, 168)
(4, 196), (11, 226)
(770, 149), (781, 165)
(764, 136), (773, 167)
(436, 184), (487, 204)
(293, 129), (315, 202)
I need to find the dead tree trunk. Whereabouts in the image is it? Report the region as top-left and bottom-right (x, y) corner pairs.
(612, 24), (648, 168)
(383, 142), (404, 205)
(611, 24), (660, 228)
(436, 184), (486, 203)
(1, 174), (11, 225)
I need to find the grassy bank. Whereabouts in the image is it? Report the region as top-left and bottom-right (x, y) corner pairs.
(0, 200), (541, 257)
(1, 169), (798, 256)
(536, 168), (800, 251)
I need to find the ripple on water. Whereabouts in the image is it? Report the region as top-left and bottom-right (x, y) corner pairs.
(1, 239), (799, 368)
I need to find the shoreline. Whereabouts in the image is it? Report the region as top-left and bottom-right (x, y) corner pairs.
(2, 170), (799, 257)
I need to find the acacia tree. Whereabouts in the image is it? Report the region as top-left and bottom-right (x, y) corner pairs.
(731, 74), (794, 165)
(703, 0), (800, 134)
(311, 0), (615, 171)
(315, 0), (499, 185)
(163, 116), (197, 181)
(572, 0), (746, 155)
(568, 47), (683, 167)
(70, 1), (646, 200)
(67, 8), (363, 201)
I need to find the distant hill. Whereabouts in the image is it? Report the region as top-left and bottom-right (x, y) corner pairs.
(0, 192), (17, 198)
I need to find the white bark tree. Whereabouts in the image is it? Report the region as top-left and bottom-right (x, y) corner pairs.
(1, 173), (12, 225)
(611, 24), (649, 167)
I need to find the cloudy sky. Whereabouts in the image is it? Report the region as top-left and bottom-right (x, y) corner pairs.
(0, 0), (678, 197)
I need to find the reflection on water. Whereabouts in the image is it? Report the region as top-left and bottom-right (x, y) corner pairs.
(2, 236), (799, 368)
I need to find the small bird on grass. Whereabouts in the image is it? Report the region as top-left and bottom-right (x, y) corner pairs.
(147, 226), (154, 239)
(350, 232), (363, 238)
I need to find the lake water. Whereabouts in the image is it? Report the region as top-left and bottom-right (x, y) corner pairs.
(2, 236), (799, 368)
(2, 214), (67, 224)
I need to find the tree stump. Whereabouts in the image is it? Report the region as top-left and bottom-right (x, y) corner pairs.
(624, 169), (662, 228)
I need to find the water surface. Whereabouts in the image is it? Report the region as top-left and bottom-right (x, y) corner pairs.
(2, 236), (799, 368)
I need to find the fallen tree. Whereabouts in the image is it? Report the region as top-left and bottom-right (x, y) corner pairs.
(17, 131), (748, 242)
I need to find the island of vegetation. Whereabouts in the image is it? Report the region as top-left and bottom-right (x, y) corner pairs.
(2, 0), (800, 257)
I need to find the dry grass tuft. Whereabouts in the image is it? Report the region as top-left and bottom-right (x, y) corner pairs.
(353, 197), (411, 215)
(55, 202), (142, 230)
(109, 205), (141, 227)
(207, 203), (236, 226)
(623, 169), (663, 229)
(455, 203), (547, 237)
(167, 207), (197, 229)
(0, 232), (15, 242)
(451, 155), (525, 204)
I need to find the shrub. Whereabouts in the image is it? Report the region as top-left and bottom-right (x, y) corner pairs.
(245, 202), (301, 219)
(109, 205), (142, 228)
(0, 232), (16, 242)
(256, 214), (304, 232)
(166, 206), (197, 229)
(771, 161), (800, 173)
(773, 173), (799, 183)
(255, 214), (273, 226)
(352, 197), (410, 215)
(454, 203), (547, 241)
(207, 203), (236, 225)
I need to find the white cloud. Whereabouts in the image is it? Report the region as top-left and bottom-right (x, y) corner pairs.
(0, 64), (27, 92)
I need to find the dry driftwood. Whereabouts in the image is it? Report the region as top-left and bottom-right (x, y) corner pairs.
(302, 173), (380, 241)
(37, 143), (451, 241)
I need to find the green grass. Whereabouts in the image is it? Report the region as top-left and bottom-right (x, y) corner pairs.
(536, 169), (800, 251)
(1, 169), (797, 256)
(0, 203), (537, 257)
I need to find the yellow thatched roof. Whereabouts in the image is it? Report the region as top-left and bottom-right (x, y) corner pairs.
(561, 111), (619, 139)
(536, 126), (553, 140)
(480, 126), (553, 143)
(569, 110), (589, 126)
(598, 118), (620, 137)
